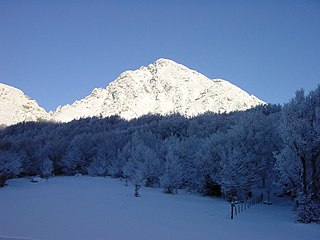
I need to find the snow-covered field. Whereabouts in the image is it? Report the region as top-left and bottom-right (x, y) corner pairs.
(0, 176), (319, 240)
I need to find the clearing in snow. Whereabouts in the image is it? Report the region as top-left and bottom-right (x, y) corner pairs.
(0, 176), (319, 240)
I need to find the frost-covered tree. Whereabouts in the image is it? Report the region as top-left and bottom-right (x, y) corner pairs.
(160, 144), (183, 194)
(40, 158), (54, 181)
(62, 134), (95, 175)
(0, 150), (21, 187)
(197, 136), (223, 196)
(41, 136), (68, 175)
(87, 150), (108, 177)
(276, 87), (320, 197)
(215, 123), (261, 199)
(171, 136), (207, 192)
(105, 130), (130, 178)
(86, 134), (110, 176)
(208, 106), (281, 200)
(275, 86), (320, 222)
(237, 106), (281, 199)
(107, 148), (126, 178)
(122, 131), (161, 196)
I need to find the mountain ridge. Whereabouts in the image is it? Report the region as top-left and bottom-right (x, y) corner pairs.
(0, 83), (49, 126)
(0, 59), (265, 125)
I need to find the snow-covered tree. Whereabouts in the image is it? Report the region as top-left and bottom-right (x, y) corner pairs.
(275, 86), (320, 222)
(197, 137), (223, 196)
(172, 136), (207, 192)
(121, 131), (161, 196)
(62, 134), (95, 175)
(0, 150), (21, 187)
(276, 88), (320, 197)
(105, 130), (131, 178)
(86, 134), (111, 177)
(160, 146), (183, 194)
(237, 106), (281, 199)
(40, 158), (54, 181)
(107, 148), (126, 178)
(215, 121), (261, 199)
(87, 152), (108, 176)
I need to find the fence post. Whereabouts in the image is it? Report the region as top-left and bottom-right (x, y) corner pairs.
(231, 193), (264, 219)
(231, 201), (235, 219)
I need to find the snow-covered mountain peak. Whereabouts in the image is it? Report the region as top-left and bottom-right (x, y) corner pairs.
(1, 59), (265, 125)
(149, 58), (197, 75)
(152, 58), (184, 68)
(0, 83), (49, 126)
(94, 59), (265, 120)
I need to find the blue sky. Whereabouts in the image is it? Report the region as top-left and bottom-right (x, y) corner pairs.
(0, 0), (319, 111)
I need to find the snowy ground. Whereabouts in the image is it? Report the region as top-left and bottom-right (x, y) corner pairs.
(0, 176), (319, 240)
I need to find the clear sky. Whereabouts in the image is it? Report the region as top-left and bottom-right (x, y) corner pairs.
(0, 0), (319, 111)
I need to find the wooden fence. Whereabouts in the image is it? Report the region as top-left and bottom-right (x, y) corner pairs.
(230, 193), (263, 219)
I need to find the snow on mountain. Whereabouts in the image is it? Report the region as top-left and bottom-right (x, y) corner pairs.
(53, 58), (265, 122)
(51, 88), (108, 122)
(0, 83), (49, 126)
(1, 59), (265, 125)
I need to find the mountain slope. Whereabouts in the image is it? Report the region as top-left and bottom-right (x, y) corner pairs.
(1, 59), (265, 125)
(0, 83), (49, 126)
(53, 58), (264, 122)
(51, 88), (108, 122)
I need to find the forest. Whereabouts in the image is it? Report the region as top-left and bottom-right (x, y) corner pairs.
(0, 86), (319, 223)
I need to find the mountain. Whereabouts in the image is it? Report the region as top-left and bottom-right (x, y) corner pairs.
(0, 83), (49, 126)
(52, 58), (264, 122)
(51, 88), (108, 123)
(1, 59), (265, 125)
